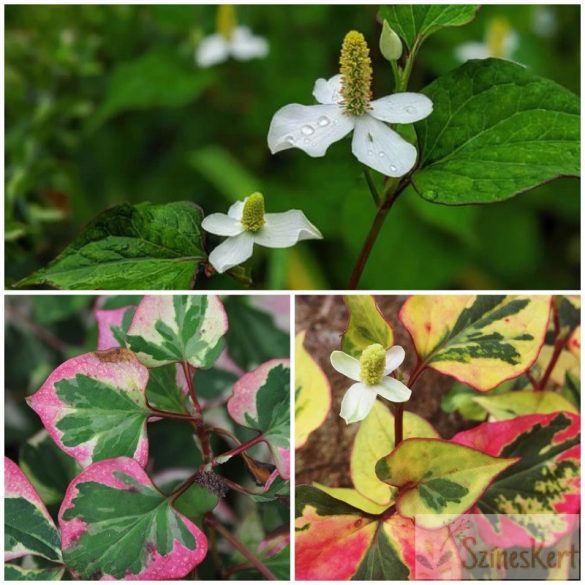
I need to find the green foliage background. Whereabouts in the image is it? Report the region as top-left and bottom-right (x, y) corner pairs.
(5, 4), (580, 289)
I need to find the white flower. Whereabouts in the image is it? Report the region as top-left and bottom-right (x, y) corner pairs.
(331, 344), (411, 425)
(202, 192), (322, 274)
(196, 27), (269, 68)
(268, 74), (432, 178)
(456, 17), (519, 62)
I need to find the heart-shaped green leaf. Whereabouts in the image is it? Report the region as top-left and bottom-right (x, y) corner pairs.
(17, 202), (207, 290)
(379, 5), (479, 49)
(341, 295), (394, 358)
(60, 458), (208, 579)
(413, 59), (580, 204)
(400, 295), (551, 391)
(27, 349), (150, 467)
(127, 295), (228, 368)
(375, 438), (517, 528)
(5, 457), (62, 563)
(295, 331), (331, 449)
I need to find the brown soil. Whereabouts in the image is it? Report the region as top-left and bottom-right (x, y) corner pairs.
(295, 295), (476, 487)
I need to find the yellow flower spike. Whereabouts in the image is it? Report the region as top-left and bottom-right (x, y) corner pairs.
(360, 343), (386, 385)
(339, 30), (373, 117)
(217, 5), (237, 41)
(241, 192), (266, 232)
(486, 17), (511, 59)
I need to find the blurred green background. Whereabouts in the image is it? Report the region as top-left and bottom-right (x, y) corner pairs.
(5, 4), (580, 289)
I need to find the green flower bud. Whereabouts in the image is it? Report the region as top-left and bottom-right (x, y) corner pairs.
(379, 20), (402, 62)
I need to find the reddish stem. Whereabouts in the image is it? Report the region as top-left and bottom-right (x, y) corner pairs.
(212, 433), (265, 466)
(182, 362), (212, 462)
(222, 477), (260, 496)
(392, 360), (427, 447)
(205, 515), (277, 580)
(538, 336), (566, 390)
(526, 371), (539, 390)
(145, 399), (198, 421)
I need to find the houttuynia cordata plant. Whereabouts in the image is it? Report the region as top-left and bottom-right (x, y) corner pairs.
(13, 5), (579, 290)
(5, 295), (291, 580)
(295, 295), (580, 580)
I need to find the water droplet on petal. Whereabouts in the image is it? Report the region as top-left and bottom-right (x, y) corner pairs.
(285, 135), (295, 144)
(317, 116), (330, 127)
(390, 164), (397, 172)
(301, 125), (314, 136)
(425, 189), (438, 201)
(367, 149), (374, 156)
(378, 152), (386, 158)
(406, 106), (416, 114)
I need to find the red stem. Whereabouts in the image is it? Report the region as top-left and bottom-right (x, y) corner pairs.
(537, 303), (564, 391)
(392, 360), (427, 447)
(222, 477), (260, 496)
(145, 399), (198, 421)
(212, 433), (265, 466)
(205, 515), (277, 580)
(182, 362), (212, 462)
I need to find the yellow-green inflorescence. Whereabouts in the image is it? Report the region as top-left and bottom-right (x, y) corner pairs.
(217, 5), (237, 40)
(339, 30), (373, 117)
(360, 343), (386, 385)
(486, 17), (511, 59)
(241, 192), (266, 232)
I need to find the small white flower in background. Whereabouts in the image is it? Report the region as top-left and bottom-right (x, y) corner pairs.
(202, 192), (322, 274)
(532, 7), (557, 38)
(330, 343), (411, 425)
(268, 30), (433, 178)
(196, 5), (269, 68)
(456, 17), (519, 62)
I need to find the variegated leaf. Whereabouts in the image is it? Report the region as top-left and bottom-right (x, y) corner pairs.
(400, 295), (551, 391)
(341, 295), (394, 358)
(95, 305), (136, 350)
(146, 364), (192, 415)
(227, 360), (290, 478)
(27, 349), (150, 467)
(375, 439), (517, 528)
(312, 482), (389, 515)
(126, 295), (228, 368)
(453, 412), (580, 547)
(295, 331), (331, 449)
(351, 402), (438, 506)
(474, 390), (578, 420)
(60, 457), (207, 579)
(5, 457), (62, 563)
(4, 564), (65, 580)
(295, 485), (461, 580)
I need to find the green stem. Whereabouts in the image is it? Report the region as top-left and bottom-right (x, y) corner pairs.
(363, 167), (381, 206)
(204, 515), (277, 581)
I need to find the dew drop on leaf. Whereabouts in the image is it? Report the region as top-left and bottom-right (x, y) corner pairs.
(301, 125), (314, 136)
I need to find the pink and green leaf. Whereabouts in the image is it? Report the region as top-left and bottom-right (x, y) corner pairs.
(126, 295), (228, 368)
(351, 402), (438, 506)
(4, 564), (65, 580)
(375, 438), (518, 528)
(341, 295), (394, 358)
(27, 349), (150, 467)
(295, 331), (331, 449)
(59, 457), (208, 580)
(95, 305), (136, 350)
(145, 364), (192, 415)
(5, 457), (62, 563)
(452, 412), (580, 547)
(295, 485), (461, 580)
(227, 359), (290, 477)
(400, 295), (551, 391)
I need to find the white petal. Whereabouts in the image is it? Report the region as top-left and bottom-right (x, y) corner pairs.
(202, 213), (244, 237)
(340, 383), (378, 424)
(196, 34), (230, 68)
(312, 74), (343, 105)
(230, 26), (269, 61)
(370, 93), (433, 124)
(254, 210), (322, 248)
(227, 200), (245, 220)
(375, 378), (412, 403)
(267, 103), (353, 157)
(330, 351), (361, 381)
(384, 345), (406, 375)
(208, 232), (254, 274)
(352, 115), (417, 177)
(455, 42), (490, 62)
(503, 31), (519, 57)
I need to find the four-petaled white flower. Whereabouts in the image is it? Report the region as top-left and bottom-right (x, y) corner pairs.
(196, 5), (268, 68)
(202, 192), (322, 274)
(331, 343), (411, 424)
(268, 30), (432, 178)
(456, 17), (519, 63)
